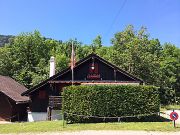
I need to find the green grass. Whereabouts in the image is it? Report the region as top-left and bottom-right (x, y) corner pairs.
(161, 104), (180, 111)
(0, 121), (180, 133)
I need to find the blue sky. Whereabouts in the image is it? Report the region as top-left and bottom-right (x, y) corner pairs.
(0, 0), (180, 47)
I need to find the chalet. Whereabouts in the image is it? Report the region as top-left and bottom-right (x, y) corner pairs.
(22, 53), (143, 122)
(0, 75), (29, 121)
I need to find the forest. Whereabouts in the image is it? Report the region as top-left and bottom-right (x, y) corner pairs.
(0, 25), (179, 102)
(0, 35), (14, 47)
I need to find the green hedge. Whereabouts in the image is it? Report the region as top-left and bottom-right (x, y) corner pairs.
(62, 85), (160, 123)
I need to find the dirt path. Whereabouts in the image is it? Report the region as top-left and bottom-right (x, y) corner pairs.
(1, 131), (180, 135)
(0, 121), (11, 124)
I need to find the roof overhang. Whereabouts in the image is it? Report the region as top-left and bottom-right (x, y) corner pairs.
(48, 80), (141, 84)
(15, 100), (30, 104)
(0, 91), (29, 104)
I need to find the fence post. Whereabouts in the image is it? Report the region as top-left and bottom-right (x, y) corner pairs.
(118, 117), (120, 122)
(173, 109), (176, 128)
(62, 112), (65, 128)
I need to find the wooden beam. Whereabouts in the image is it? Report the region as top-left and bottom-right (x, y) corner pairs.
(48, 80), (141, 84)
(114, 69), (117, 81)
(81, 82), (140, 85)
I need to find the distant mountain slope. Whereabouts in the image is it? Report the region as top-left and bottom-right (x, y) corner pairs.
(0, 35), (14, 47)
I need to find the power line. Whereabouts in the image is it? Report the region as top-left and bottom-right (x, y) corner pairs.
(105, 0), (128, 39)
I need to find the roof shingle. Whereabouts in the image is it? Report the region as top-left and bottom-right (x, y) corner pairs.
(0, 75), (29, 102)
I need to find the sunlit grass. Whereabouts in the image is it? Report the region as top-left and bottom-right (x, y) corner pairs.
(0, 121), (180, 133)
(161, 104), (180, 111)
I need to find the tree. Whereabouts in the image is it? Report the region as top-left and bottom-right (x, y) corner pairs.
(91, 35), (102, 52)
(0, 26), (179, 97)
(111, 25), (162, 85)
(160, 43), (180, 92)
(0, 31), (51, 87)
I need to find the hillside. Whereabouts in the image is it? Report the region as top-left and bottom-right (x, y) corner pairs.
(0, 35), (14, 47)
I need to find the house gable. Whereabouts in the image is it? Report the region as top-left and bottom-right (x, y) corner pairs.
(22, 53), (143, 96)
(54, 56), (137, 81)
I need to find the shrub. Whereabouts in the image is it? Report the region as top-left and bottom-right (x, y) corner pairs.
(62, 85), (160, 123)
(158, 87), (176, 105)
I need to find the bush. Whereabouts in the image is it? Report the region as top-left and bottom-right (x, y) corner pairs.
(62, 85), (160, 123)
(158, 87), (176, 105)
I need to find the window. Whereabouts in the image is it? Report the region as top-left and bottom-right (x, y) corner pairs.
(89, 63), (98, 74)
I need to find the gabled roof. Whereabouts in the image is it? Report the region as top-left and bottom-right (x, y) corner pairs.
(22, 53), (143, 96)
(0, 75), (29, 103)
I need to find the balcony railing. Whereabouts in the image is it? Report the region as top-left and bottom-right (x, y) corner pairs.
(49, 96), (62, 109)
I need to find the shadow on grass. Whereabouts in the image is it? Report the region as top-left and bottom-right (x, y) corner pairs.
(66, 114), (171, 124)
(119, 115), (171, 122)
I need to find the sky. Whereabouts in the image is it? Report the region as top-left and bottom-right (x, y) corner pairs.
(0, 0), (180, 47)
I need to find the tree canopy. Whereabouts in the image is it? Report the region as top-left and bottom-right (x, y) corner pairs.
(0, 25), (179, 96)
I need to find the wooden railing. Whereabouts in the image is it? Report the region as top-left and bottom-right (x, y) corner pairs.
(48, 96), (62, 109)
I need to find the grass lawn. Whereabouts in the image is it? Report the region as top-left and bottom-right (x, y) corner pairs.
(0, 121), (180, 133)
(161, 104), (180, 111)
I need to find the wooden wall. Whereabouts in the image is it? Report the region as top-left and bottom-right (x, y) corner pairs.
(0, 93), (12, 121)
(0, 92), (28, 121)
(57, 58), (135, 81)
(29, 83), (71, 112)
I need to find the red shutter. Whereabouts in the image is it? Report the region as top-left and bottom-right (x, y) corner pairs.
(89, 63), (94, 73)
(94, 63), (98, 73)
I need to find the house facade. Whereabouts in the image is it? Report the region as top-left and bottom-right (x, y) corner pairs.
(0, 75), (29, 121)
(22, 53), (143, 122)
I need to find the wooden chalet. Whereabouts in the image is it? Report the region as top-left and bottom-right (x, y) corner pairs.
(22, 53), (143, 121)
(0, 75), (29, 122)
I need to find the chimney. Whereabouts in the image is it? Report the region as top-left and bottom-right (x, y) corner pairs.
(49, 56), (55, 77)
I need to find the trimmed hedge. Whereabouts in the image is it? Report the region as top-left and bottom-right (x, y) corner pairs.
(62, 85), (160, 123)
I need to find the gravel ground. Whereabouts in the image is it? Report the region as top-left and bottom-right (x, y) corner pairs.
(1, 131), (180, 135)
(0, 121), (11, 124)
